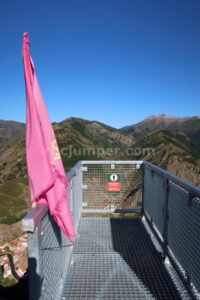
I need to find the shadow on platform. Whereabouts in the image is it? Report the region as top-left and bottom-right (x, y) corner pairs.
(110, 218), (181, 299)
(0, 272), (28, 300)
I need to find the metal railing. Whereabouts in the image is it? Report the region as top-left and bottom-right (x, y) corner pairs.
(143, 161), (200, 299)
(81, 160), (143, 213)
(21, 160), (200, 300)
(21, 162), (82, 300)
(67, 161), (82, 230)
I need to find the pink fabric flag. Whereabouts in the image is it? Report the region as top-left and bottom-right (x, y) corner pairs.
(22, 32), (76, 242)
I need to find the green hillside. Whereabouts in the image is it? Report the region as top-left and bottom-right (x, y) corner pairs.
(0, 115), (200, 236)
(132, 130), (200, 186)
(120, 114), (200, 142)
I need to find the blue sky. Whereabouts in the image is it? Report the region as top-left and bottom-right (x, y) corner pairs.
(0, 0), (200, 128)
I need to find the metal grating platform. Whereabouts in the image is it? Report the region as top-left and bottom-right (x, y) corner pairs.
(61, 218), (188, 300)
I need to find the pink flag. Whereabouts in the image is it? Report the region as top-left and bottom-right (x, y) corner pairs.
(22, 32), (76, 242)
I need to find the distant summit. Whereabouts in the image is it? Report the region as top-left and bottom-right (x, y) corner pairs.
(144, 114), (200, 121)
(145, 114), (182, 120)
(120, 114), (200, 142)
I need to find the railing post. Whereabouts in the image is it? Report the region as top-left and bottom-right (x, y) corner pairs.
(141, 163), (145, 216)
(80, 162), (83, 213)
(163, 178), (169, 259)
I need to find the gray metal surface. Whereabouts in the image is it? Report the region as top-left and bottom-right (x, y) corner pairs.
(21, 204), (48, 232)
(168, 182), (200, 297)
(144, 160), (200, 197)
(41, 213), (73, 300)
(143, 162), (200, 298)
(22, 160), (200, 300)
(82, 162), (142, 211)
(38, 164), (83, 300)
(62, 218), (183, 300)
(21, 162), (83, 300)
(81, 160), (143, 165)
(70, 164), (82, 230)
(143, 167), (166, 238)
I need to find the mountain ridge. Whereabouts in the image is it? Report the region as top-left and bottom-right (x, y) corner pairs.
(0, 120), (25, 148)
(1, 113), (200, 147)
(119, 114), (200, 143)
(0, 114), (200, 240)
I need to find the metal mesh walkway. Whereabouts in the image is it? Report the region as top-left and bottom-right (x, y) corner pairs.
(61, 218), (186, 300)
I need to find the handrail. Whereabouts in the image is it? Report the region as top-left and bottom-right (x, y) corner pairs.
(81, 160), (143, 164)
(67, 161), (82, 181)
(143, 160), (200, 299)
(21, 163), (82, 300)
(21, 163), (81, 233)
(144, 160), (200, 197)
(21, 204), (48, 232)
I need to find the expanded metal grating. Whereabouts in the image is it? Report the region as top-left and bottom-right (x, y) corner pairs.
(143, 162), (200, 298)
(40, 213), (73, 300)
(168, 182), (200, 295)
(143, 167), (166, 237)
(62, 218), (186, 300)
(82, 163), (142, 210)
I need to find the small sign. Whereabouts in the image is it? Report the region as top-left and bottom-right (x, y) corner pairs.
(107, 173), (121, 192)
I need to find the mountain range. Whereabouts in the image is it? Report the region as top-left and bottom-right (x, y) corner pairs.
(0, 114), (200, 240)
(0, 120), (25, 148)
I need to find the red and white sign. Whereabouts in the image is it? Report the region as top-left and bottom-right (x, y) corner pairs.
(107, 182), (121, 192)
(107, 173), (121, 192)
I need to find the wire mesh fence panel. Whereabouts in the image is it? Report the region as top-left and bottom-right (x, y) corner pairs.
(143, 167), (166, 238)
(143, 161), (200, 298)
(82, 162), (142, 210)
(41, 213), (72, 300)
(168, 182), (200, 295)
(24, 164), (83, 300)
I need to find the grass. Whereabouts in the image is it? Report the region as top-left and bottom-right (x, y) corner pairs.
(0, 204), (11, 218)
(0, 179), (28, 219)
(0, 212), (27, 225)
(70, 121), (92, 139)
(0, 181), (22, 198)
